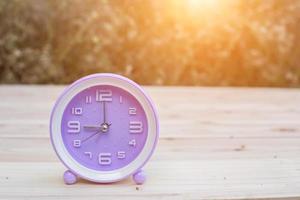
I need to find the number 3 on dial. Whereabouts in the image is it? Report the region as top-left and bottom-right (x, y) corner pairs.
(129, 121), (143, 133)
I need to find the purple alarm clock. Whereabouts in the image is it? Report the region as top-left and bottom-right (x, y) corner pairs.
(50, 73), (159, 184)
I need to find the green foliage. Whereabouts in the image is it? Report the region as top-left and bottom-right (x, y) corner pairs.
(0, 0), (299, 86)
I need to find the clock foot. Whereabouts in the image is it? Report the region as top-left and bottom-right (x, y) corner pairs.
(133, 169), (146, 185)
(63, 170), (78, 185)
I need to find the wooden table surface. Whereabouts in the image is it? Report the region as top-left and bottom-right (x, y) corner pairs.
(0, 85), (300, 200)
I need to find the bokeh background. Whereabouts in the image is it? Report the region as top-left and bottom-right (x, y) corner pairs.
(0, 0), (299, 86)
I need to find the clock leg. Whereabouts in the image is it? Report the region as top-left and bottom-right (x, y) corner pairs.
(63, 170), (78, 185)
(133, 169), (146, 185)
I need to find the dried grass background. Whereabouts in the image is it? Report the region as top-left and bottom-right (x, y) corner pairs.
(0, 0), (300, 86)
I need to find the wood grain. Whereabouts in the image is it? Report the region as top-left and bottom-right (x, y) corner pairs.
(0, 85), (299, 200)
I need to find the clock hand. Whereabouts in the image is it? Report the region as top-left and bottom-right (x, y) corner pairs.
(81, 122), (112, 143)
(81, 130), (101, 144)
(83, 125), (102, 129)
(103, 101), (106, 124)
(101, 101), (112, 133)
(83, 124), (112, 130)
(82, 101), (111, 140)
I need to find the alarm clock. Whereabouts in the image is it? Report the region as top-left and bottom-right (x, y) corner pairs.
(50, 73), (159, 184)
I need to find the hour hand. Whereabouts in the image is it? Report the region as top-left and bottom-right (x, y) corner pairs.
(83, 124), (112, 131)
(83, 125), (102, 130)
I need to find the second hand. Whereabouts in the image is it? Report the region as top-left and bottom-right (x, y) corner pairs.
(81, 130), (101, 144)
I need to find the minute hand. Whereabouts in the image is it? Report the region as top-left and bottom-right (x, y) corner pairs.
(103, 101), (107, 123)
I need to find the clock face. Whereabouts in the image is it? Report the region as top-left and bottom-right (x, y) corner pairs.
(61, 85), (148, 171)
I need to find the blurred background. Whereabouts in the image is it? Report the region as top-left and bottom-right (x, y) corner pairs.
(0, 0), (299, 86)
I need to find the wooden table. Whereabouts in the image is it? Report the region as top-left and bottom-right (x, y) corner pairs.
(0, 85), (299, 200)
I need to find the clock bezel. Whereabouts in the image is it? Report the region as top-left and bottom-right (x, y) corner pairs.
(50, 73), (159, 183)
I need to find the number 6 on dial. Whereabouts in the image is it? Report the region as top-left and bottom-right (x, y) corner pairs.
(98, 153), (111, 165)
